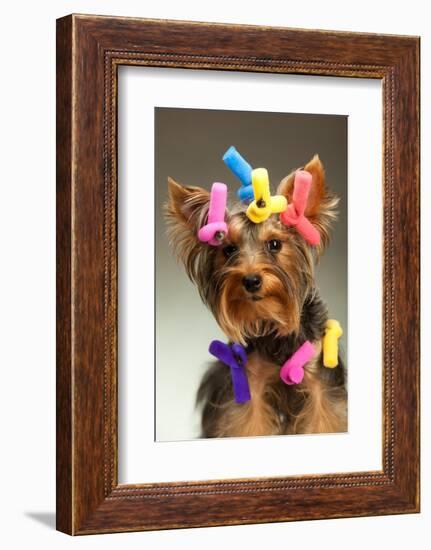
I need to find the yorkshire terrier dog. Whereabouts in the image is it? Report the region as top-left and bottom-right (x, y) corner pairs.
(165, 154), (347, 438)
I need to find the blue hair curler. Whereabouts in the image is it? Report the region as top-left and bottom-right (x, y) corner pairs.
(223, 146), (254, 202)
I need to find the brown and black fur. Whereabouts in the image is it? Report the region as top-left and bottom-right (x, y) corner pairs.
(165, 155), (347, 438)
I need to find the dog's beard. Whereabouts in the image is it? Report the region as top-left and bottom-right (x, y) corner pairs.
(210, 266), (302, 345)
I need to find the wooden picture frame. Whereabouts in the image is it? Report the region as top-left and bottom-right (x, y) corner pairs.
(56, 14), (420, 535)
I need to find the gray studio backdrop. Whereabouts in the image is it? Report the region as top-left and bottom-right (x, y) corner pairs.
(155, 107), (347, 441)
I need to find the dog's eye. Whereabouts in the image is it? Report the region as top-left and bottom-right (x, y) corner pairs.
(223, 244), (238, 258)
(267, 239), (282, 253)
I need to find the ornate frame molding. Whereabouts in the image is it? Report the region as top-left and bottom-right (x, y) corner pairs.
(57, 14), (419, 534)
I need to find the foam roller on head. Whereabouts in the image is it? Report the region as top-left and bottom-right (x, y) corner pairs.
(223, 146), (254, 202)
(280, 170), (321, 246)
(246, 168), (287, 223)
(197, 182), (228, 246)
(237, 184), (255, 202)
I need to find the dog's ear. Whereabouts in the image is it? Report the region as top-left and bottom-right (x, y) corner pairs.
(164, 177), (212, 282)
(166, 177), (210, 226)
(277, 155), (327, 217)
(277, 155), (339, 251)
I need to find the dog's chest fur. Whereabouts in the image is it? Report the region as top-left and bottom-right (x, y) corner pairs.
(197, 293), (347, 438)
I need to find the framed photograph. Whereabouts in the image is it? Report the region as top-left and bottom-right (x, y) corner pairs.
(56, 14), (420, 535)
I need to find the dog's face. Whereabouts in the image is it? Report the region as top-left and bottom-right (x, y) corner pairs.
(165, 155), (338, 345)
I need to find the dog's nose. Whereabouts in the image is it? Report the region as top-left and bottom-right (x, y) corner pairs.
(242, 273), (262, 293)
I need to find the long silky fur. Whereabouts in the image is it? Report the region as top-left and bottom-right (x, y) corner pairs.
(165, 156), (347, 437)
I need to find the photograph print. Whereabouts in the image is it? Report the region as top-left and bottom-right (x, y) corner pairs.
(156, 107), (348, 441)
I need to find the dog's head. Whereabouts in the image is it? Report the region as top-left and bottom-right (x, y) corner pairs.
(165, 155), (338, 345)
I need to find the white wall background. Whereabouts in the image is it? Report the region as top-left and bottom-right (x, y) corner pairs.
(0, 1), (427, 548)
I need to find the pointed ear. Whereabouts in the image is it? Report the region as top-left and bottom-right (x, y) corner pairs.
(166, 176), (210, 226)
(277, 155), (339, 251)
(277, 155), (326, 217)
(302, 155), (327, 217)
(164, 177), (212, 281)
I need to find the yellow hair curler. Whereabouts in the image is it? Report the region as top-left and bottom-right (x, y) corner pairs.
(246, 168), (287, 223)
(323, 319), (343, 368)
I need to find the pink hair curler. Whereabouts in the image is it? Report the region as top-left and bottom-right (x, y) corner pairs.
(280, 170), (321, 246)
(279, 341), (315, 385)
(198, 182), (228, 246)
